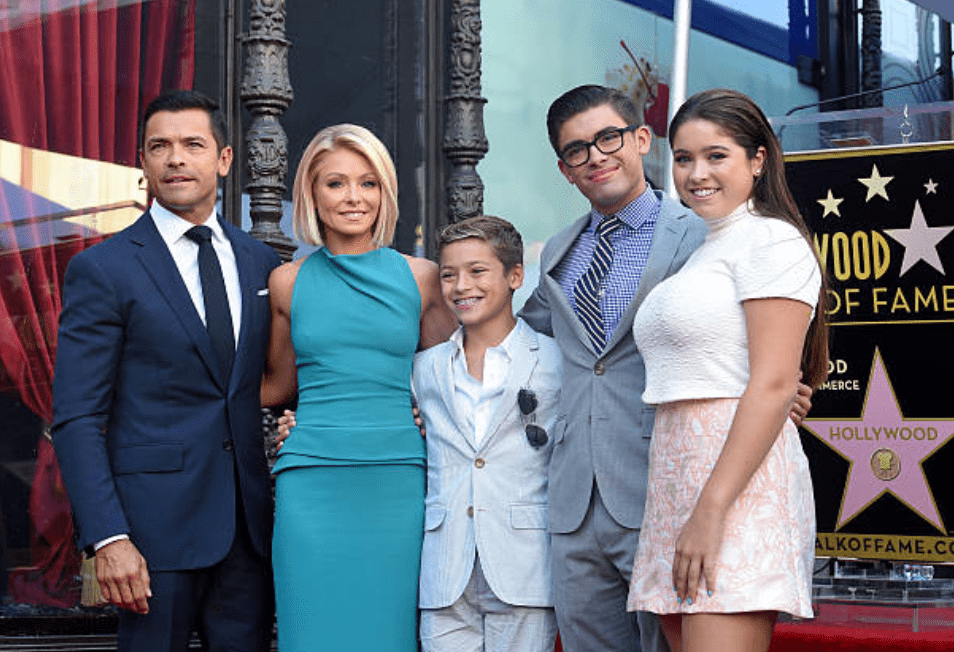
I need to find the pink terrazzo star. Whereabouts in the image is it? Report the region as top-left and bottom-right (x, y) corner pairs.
(802, 348), (954, 533)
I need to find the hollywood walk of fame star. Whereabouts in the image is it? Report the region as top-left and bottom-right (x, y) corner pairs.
(858, 164), (894, 202)
(883, 200), (954, 276)
(817, 189), (844, 218)
(802, 349), (954, 533)
(924, 179), (938, 195)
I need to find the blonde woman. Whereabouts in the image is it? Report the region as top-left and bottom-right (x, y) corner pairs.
(261, 124), (456, 651)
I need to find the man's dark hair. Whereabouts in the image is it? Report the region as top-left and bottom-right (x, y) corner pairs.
(546, 85), (641, 155)
(139, 89), (229, 151)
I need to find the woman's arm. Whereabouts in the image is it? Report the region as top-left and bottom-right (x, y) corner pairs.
(672, 297), (813, 604)
(404, 255), (458, 350)
(261, 261), (301, 407)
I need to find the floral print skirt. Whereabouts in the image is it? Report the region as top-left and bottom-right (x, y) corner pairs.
(627, 398), (815, 618)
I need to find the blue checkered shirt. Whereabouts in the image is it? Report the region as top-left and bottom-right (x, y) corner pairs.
(553, 188), (660, 343)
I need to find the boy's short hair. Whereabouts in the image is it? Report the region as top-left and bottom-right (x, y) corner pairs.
(438, 216), (523, 272)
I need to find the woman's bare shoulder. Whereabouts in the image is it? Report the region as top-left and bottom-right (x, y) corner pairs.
(268, 258), (306, 306)
(400, 252), (438, 279)
(270, 258), (305, 285)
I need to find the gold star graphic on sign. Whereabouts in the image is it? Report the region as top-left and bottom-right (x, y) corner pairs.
(858, 164), (894, 202)
(924, 179), (938, 195)
(817, 189), (844, 218)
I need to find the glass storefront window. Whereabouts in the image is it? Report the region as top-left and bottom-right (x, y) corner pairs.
(1, 0), (195, 621)
(879, 0), (950, 105)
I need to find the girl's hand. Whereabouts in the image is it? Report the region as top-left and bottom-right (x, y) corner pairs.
(672, 503), (727, 605)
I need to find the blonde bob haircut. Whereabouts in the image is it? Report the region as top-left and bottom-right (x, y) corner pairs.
(292, 124), (398, 247)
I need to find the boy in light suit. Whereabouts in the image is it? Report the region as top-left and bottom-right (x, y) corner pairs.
(414, 216), (562, 652)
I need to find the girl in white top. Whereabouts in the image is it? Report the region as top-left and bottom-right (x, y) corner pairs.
(627, 89), (829, 652)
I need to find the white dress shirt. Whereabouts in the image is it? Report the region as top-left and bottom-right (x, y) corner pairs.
(150, 199), (243, 345)
(449, 321), (521, 446)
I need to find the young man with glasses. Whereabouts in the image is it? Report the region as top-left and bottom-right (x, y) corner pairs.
(519, 83), (702, 652)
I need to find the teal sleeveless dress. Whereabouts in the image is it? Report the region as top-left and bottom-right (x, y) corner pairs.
(272, 247), (425, 652)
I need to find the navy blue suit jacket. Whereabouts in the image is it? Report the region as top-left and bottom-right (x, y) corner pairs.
(51, 211), (281, 571)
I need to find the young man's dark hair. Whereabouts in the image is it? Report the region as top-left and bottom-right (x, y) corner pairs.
(545, 84), (642, 155)
(139, 89), (229, 151)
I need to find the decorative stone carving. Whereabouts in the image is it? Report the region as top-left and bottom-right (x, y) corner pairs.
(241, 0), (296, 260)
(443, 0), (488, 224)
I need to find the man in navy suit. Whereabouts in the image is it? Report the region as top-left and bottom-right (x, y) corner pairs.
(51, 90), (280, 651)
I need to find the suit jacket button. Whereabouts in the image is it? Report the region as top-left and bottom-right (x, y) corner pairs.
(222, 439), (234, 451)
(474, 458), (485, 468)
(467, 506), (474, 517)
(594, 362), (605, 376)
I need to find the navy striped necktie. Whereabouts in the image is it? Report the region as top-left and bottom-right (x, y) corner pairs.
(185, 225), (235, 380)
(573, 215), (624, 352)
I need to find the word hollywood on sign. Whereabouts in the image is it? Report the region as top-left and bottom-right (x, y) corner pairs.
(786, 143), (954, 563)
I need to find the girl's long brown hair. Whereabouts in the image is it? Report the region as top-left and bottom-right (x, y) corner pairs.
(669, 88), (829, 387)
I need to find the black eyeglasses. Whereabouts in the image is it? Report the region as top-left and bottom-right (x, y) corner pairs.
(518, 388), (548, 449)
(558, 124), (639, 168)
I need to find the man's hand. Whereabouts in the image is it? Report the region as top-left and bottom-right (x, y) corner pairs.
(276, 409), (295, 449)
(95, 539), (151, 614)
(413, 405), (425, 438)
(276, 403), (426, 445)
(789, 378), (813, 426)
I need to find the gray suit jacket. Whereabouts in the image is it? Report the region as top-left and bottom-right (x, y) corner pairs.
(519, 190), (706, 533)
(414, 321), (563, 608)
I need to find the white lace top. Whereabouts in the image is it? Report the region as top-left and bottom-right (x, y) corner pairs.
(633, 202), (820, 405)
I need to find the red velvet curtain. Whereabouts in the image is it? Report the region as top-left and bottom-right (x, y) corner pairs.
(0, 0), (196, 166)
(0, 0), (195, 608)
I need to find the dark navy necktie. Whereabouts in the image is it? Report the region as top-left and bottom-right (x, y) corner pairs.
(185, 225), (235, 380)
(573, 215), (624, 352)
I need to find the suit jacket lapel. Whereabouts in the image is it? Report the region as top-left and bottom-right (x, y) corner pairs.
(481, 325), (539, 451)
(603, 199), (691, 353)
(224, 219), (254, 388)
(434, 341), (474, 448)
(542, 214), (599, 354)
(130, 213), (227, 391)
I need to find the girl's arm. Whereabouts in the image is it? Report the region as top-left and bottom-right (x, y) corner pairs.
(672, 296), (813, 603)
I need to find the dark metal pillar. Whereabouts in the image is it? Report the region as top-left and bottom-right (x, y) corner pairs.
(941, 21), (953, 100)
(860, 0), (883, 107)
(241, 0), (296, 260)
(442, 0), (488, 225)
(819, 0), (860, 111)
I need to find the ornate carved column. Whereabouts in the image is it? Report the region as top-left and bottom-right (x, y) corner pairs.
(860, 0), (883, 108)
(443, 0), (488, 224)
(241, 0), (296, 260)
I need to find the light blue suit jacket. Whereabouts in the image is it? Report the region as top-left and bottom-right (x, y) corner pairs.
(519, 190), (706, 534)
(415, 320), (563, 609)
